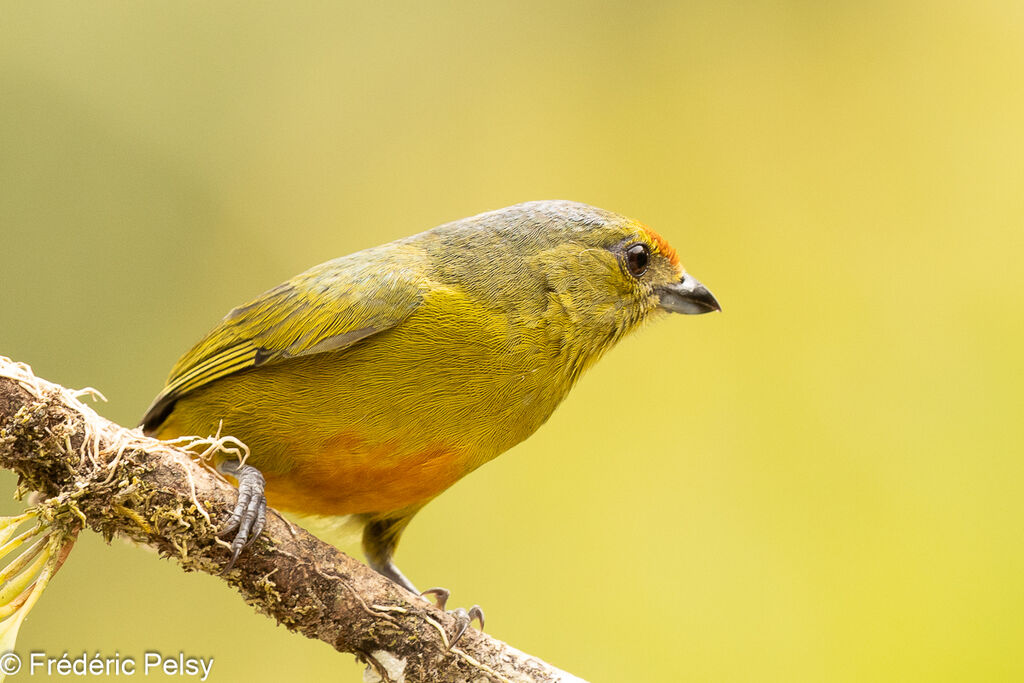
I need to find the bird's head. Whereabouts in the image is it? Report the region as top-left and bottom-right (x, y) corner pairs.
(425, 200), (719, 363)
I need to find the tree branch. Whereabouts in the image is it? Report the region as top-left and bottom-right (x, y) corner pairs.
(0, 357), (585, 683)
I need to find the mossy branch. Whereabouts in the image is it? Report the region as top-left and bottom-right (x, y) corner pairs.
(0, 357), (585, 683)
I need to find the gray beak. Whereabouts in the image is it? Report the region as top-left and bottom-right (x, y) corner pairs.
(657, 274), (721, 314)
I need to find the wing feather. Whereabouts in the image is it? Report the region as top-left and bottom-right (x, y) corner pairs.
(140, 249), (423, 431)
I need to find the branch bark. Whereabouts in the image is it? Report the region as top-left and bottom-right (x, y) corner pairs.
(0, 357), (585, 683)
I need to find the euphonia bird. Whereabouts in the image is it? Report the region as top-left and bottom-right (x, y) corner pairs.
(140, 200), (719, 620)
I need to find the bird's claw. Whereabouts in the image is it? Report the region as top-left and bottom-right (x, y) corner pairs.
(420, 586), (452, 610)
(217, 462), (267, 573)
(449, 605), (485, 647)
(421, 587), (484, 647)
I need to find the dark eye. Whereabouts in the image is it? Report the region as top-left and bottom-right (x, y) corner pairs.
(625, 243), (649, 277)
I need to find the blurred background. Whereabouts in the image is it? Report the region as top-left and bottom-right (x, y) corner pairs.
(2, 1), (1022, 681)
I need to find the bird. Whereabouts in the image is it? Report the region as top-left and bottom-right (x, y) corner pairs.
(140, 200), (719, 636)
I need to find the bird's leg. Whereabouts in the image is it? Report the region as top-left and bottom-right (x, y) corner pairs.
(371, 555), (419, 593)
(362, 516), (484, 647)
(363, 516), (420, 591)
(217, 459), (267, 572)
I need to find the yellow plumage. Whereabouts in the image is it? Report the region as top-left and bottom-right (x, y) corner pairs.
(141, 200), (719, 589)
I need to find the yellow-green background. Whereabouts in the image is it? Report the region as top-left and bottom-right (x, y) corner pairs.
(2, 2), (1021, 681)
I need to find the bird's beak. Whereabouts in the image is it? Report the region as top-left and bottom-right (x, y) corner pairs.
(656, 274), (721, 314)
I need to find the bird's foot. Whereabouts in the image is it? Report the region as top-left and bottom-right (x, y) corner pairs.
(420, 587), (484, 647)
(217, 461), (267, 573)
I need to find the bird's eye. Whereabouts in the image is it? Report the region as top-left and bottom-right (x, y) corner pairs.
(625, 243), (650, 277)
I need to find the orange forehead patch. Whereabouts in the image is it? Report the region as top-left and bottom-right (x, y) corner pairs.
(641, 225), (680, 268)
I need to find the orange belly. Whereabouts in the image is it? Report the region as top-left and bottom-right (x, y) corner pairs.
(261, 431), (466, 516)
